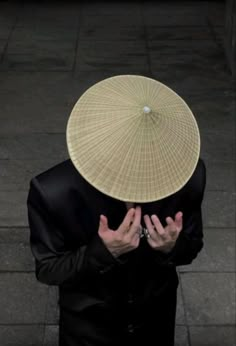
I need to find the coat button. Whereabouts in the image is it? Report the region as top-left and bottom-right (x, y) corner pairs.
(128, 324), (134, 333)
(128, 294), (134, 304)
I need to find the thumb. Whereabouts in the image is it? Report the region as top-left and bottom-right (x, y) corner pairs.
(99, 214), (109, 233)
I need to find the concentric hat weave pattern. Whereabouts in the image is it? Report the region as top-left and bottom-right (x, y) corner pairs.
(66, 75), (200, 202)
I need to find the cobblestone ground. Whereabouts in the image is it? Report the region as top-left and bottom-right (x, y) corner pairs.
(0, 1), (235, 345)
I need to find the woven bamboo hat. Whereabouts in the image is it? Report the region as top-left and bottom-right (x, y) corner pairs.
(66, 75), (200, 202)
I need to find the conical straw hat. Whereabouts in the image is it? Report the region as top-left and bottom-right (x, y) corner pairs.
(66, 75), (200, 202)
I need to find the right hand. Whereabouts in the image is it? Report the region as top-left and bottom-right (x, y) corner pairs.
(98, 206), (142, 258)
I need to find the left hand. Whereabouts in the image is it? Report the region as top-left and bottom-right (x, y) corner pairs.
(143, 212), (183, 253)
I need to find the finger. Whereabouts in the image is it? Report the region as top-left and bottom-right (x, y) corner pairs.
(119, 208), (136, 233)
(151, 214), (165, 236)
(99, 215), (108, 233)
(129, 206), (142, 237)
(143, 214), (159, 240)
(166, 216), (176, 229)
(175, 211), (183, 231)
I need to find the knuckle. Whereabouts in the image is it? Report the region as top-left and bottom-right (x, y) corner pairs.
(125, 234), (132, 244)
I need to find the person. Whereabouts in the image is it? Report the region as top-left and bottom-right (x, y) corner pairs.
(27, 75), (206, 346)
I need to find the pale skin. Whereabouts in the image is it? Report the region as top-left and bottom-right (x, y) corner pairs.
(98, 204), (183, 258)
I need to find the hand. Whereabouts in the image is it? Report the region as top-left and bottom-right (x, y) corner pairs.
(143, 211), (183, 253)
(98, 206), (142, 258)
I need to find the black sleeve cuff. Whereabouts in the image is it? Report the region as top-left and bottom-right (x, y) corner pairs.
(152, 230), (188, 267)
(84, 233), (128, 274)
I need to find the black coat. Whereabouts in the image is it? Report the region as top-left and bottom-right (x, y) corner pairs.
(27, 157), (206, 346)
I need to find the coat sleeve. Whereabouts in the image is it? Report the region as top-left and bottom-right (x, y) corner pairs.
(152, 159), (207, 267)
(27, 177), (124, 286)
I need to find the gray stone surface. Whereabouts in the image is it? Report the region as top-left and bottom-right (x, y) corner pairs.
(0, 325), (44, 346)
(189, 326), (236, 346)
(0, 273), (48, 324)
(147, 26), (213, 41)
(44, 326), (59, 346)
(0, 243), (34, 271)
(151, 69), (234, 93)
(176, 284), (186, 325)
(143, 2), (209, 26)
(46, 286), (59, 325)
(0, 159), (65, 191)
(179, 228), (235, 272)
(76, 40), (149, 73)
(183, 91), (235, 136)
(202, 191), (236, 228)
(0, 228), (29, 243)
(0, 72), (74, 134)
(175, 325), (189, 346)
(181, 273), (236, 325)
(80, 25), (144, 41)
(0, 136), (67, 160)
(0, 190), (28, 227)
(203, 161), (235, 192)
(200, 131), (235, 163)
(80, 13), (143, 27)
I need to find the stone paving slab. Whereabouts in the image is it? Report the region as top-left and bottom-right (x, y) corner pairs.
(0, 273), (48, 324)
(175, 325), (189, 346)
(1, 53), (74, 72)
(176, 282), (186, 325)
(0, 136), (67, 160)
(143, 1), (209, 26)
(204, 160), (235, 191)
(180, 272), (236, 325)
(207, 1), (225, 26)
(80, 12), (143, 27)
(178, 228), (235, 272)
(149, 39), (226, 72)
(0, 159), (65, 191)
(152, 69), (234, 93)
(200, 131), (235, 164)
(189, 326), (236, 346)
(76, 39), (149, 72)
(183, 91), (235, 136)
(80, 25), (145, 41)
(0, 228), (29, 243)
(146, 26), (214, 41)
(82, 2), (141, 16)
(46, 286), (59, 325)
(10, 25), (78, 42)
(16, 3), (80, 29)
(0, 40), (6, 57)
(202, 191), (236, 228)
(0, 72), (74, 134)
(0, 190), (28, 227)
(0, 3), (19, 38)
(0, 325), (44, 346)
(44, 325), (59, 346)
(0, 243), (33, 271)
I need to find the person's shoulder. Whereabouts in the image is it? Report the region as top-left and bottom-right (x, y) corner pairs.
(190, 157), (206, 187)
(27, 158), (80, 207)
(182, 157), (206, 204)
(31, 158), (77, 186)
